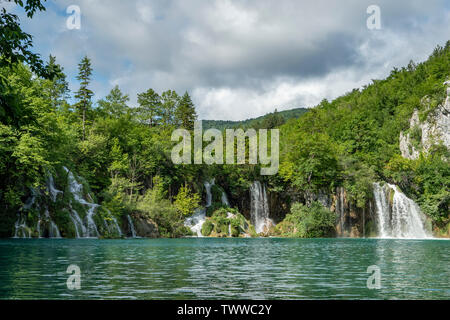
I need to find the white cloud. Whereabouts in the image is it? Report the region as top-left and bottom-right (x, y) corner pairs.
(15, 0), (450, 120)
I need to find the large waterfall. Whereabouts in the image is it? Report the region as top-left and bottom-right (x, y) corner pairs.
(250, 181), (274, 234)
(373, 183), (432, 239)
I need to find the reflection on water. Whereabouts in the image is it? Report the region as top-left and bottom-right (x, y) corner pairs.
(0, 238), (448, 299)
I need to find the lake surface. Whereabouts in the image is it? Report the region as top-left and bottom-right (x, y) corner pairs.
(0, 238), (448, 299)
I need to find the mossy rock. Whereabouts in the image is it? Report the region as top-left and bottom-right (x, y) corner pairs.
(53, 209), (76, 238)
(201, 220), (214, 236)
(211, 184), (223, 204)
(230, 225), (240, 237)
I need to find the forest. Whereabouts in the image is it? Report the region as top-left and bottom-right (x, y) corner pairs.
(1, 1), (449, 239)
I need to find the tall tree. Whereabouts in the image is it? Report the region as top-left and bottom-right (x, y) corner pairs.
(97, 85), (129, 118)
(160, 90), (179, 126)
(44, 55), (69, 109)
(74, 56), (93, 140)
(175, 92), (197, 130)
(137, 88), (161, 127)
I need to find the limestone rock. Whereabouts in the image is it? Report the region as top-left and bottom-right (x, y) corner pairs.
(133, 214), (159, 238)
(400, 81), (450, 159)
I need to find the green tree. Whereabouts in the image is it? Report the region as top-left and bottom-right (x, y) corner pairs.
(174, 186), (200, 217)
(74, 56), (93, 140)
(160, 90), (179, 126)
(175, 92), (197, 130)
(137, 88), (161, 127)
(43, 55), (69, 109)
(98, 85), (129, 118)
(0, 0), (47, 76)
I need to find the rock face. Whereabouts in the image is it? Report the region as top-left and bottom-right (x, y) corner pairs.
(400, 81), (450, 160)
(132, 214), (159, 238)
(329, 187), (377, 238)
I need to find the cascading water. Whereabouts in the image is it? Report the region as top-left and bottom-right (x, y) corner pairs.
(14, 189), (36, 238)
(250, 181), (274, 234)
(111, 217), (123, 237)
(184, 180), (215, 236)
(64, 167), (99, 237)
(204, 179), (214, 207)
(221, 191), (230, 207)
(14, 215), (31, 238)
(127, 215), (137, 238)
(69, 207), (86, 238)
(373, 183), (431, 239)
(12, 167), (126, 239)
(47, 174), (62, 202)
(44, 208), (61, 238)
(185, 208), (207, 237)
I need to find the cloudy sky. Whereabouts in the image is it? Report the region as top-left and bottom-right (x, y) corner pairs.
(7, 0), (450, 120)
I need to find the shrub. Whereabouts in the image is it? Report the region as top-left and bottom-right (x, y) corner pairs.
(201, 220), (214, 236)
(275, 201), (335, 238)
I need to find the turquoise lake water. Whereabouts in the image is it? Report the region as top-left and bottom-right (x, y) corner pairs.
(0, 238), (448, 299)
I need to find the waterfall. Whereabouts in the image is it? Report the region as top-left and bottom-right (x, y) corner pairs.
(373, 183), (432, 239)
(15, 189), (36, 238)
(204, 179), (214, 207)
(13, 215), (31, 238)
(69, 208), (86, 238)
(127, 215), (137, 238)
(65, 167), (99, 237)
(250, 181), (274, 234)
(185, 208), (207, 237)
(37, 216), (41, 238)
(184, 180), (215, 237)
(47, 174), (62, 202)
(111, 217), (123, 237)
(221, 191), (230, 207)
(44, 208), (61, 238)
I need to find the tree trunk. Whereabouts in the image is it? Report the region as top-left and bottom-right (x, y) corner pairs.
(82, 105), (86, 141)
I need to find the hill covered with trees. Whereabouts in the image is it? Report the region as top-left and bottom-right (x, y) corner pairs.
(202, 107), (309, 130)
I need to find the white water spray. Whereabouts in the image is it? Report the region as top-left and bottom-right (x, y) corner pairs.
(250, 181), (274, 234)
(373, 183), (432, 239)
(127, 215), (137, 238)
(184, 180), (215, 236)
(64, 167), (99, 237)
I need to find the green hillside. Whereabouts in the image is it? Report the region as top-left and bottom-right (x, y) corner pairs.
(202, 107), (309, 130)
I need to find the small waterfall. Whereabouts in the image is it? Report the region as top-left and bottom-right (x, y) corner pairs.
(373, 183), (431, 239)
(36, 216), (41, 238)
(14, 215), (31, 238)
(102, 209), (123, 237)
(111, 217), (123, 237)
(204, 179), (214, 207)
(84, 204), (100, 237)
(250, 181), (274, 234)
(184, 180), (215, 237)
(44, 208), (61, 238)
(69, 208), (86, 238)
(16, 189), (37, 238)
(65, 167), (99, 237)
(221, 191), (230, 207)
(47, 174), (62, 202)
(185, 208), (206, 237)
(127, 215), (137, 238)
